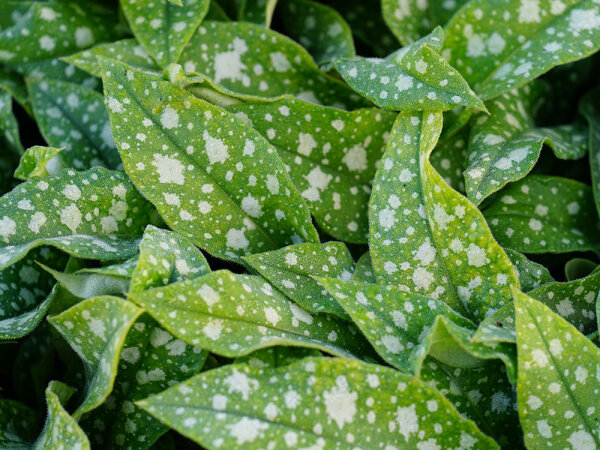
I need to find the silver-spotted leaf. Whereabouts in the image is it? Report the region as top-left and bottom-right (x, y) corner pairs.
(483, 175), (600, 254)
(48, 295), (144, 418)
(41, 264), (131, 299)
(429, 125), (469, 193)
(369, 111), (520, 321)
(505, 249), (554, 292)
(227, 97), (396, 243)
(515, 289), (600, 449)
(14, 146), (64, 181)
(353, 251), (376, 284)
(101, 58), (318, 261)
(0, 167), (154, 270)
(444, 0), (600, 100)
(121, 0), (210, 67)
(137, 357), (498, 449)
(128, 270), (372, 359)
(243, 242), (354, 318)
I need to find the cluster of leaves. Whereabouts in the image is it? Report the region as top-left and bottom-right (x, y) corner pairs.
(1, 0), (600, 449)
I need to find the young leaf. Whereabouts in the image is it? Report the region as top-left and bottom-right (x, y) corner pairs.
(444, 0), (600, 100)
(483, 175), (600, 255)
(353, 251), (376, 284)
(121, 0), (210, 67)
(243, 242), (354, 318)
(34, 381), (90, 450)
(178, 21), (366, 109)
(579, 86), (600, 217)
(137, 357), (499, 449)
(334, 31), (485, 112)
(48, 295), (144, 419)
(100, 58), (319, 261)
(14, 146), (64, 181)
(127, 270), (372, 359)
(515, 288), (600, 449)
(0, 399), (37, 447)
(505, 249), (554, 292)
(0, 168), (154, 270)
(279, 0), (355, 65)
(369, 111), (520, 321)
(27, 79), (121, 170)
(227, 98), (396, 243)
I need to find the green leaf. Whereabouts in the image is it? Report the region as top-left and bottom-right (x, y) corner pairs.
(465, 83), (588, 204)
(61, 38), (160, 78)
(0, 399), (37, 448)
(382, 0), (468, 45)
(514, 288), (600, 449)
(227, 97), (396, 243)
(0, 248), (67, 340)
(34, 381), (90, 450)
(352, 251), (376, 284)
(279, 0), (355, 65)
(565, 258), (598, 281)
(369, 111), (520, 321)
(234, 346), (321, 368)
(41, 263), (131, 299)
(243, 242), (354, 319)
(48, 295), (144, 418)
(27, 78), (121, 170)
(14, 146), (64, 181)
(178, 21), (366, 109)
(505, 249), (554, 292)
(0, 63), (30, 110)
(579, 85), (600, 218)
(100, 58), (318, 261)
(237, 0), (278, 26)
(0, 167), (154, 270)
(121, 0), (210, 67)
(0, 89), (23, 156)
(483, 175), (600, 254)
(128, 269), (372, 359)
(334, 31), (485, 112)
(137, 357), (498, 449)
(430, 125), (469, 193)
(444, 0), (600, 100)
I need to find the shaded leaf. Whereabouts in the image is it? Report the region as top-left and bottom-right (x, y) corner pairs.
(565, 258), (597, 281)
(41, 263), (131, 299)
(505, 249), (554, 292)
(0, 90), (23, 156)
(579, 85), (600, 217)
(237, 0), (278, 26)
(234, 346), (321, 367)
(14, 146), (64, 181)
(430, 125), (469, 193)
(352, 251), (376, 284)
(0, 399), (37, 448)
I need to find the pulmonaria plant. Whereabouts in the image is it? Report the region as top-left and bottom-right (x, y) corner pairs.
(0, 0), (600, 449)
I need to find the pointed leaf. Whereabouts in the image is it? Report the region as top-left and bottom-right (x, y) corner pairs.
(14, 146), (64, 180)
(515, 288), (600, 449)
(0, 90), (23, 156)
(369, 111), (519, 321)
(128, 270), (372, 359)
(137, 357), (498, 449)
(505, 249), (554, 292)
(101, 58), (318, 260)
(353, 251), (376, 284)
(430, 125), (469, 193)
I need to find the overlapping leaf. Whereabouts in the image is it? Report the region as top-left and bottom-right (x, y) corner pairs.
(444, 0), (600, 99)
(14, 146), (64, 181)
(484, 175), (600, 254)
(430, 125), (469, 193)
(137, 357), (498, 449)
(0, 89), (22, 156)
(369, 111), (519, 321)
(234, 346), (321, 368)
(0, 399), (37, 447)
(227, 97), (396, 242)
(505, 249), (554, 292)
(236, 0), (278, 26)
(515, 289), (600, 449)
(352, 251), (376, 284)
(579, 85), (600, 217)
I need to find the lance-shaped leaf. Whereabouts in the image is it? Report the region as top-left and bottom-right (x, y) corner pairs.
(382, 0), (468, 46)
(243, 242), (354, 319)
(0, 90), (23, 156)
(279, 0), (355, 65)
(514, 288), (600, 449)
(483, 175), (600, 254)
(48, 295), (144, 418)
(505, 249), (554, 292)
(430, 125), (469, 193)
(128, 270), (371, 359)
(353, 251), (376, 284)
(121, 0), (210, 67)
(420, 357), (520, 448)
(28, 78), (121, 170)
(41, 264), (131, 299)
(237, 0), (278, 26)
(137, 357), (498, 449)
(227, 98), (396, 243)
(0, 167), (154, 270)
(465, 83), (588, 204)
(369, 111), (520, 321)
(0, 64), (29, 111)
(234, 346), (321, 368)
(0, 248), (67, 340)
(34, 381), (90, 450)
(475, 269), (600, 345)
(178, 21), (366, 109)
(579, 86), (600, 217)
(334, 31), (485, 112)
(14, 146), (64, 181)
(0, 399), (37, 448)
(444, 0), (600, 100)
(62, 39), (160, 79)
(101, 58), (318, 261)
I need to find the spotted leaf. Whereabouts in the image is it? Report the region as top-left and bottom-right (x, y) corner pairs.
(483, 175), (600, 254)
(505, 249), (554, 292)
(369, 111), (520, 322)
(41, 264), (131, 299)
(227, 98), (396, 243)
(48, 295), (144, 418)
(236, 0), (278, 26)
(353, 252), (376, 284)
(137, 357), (498, 449)
(128, 270), (372, 359)
(0, 89), (23, 156)
(444, 0), (600, 100)
(121, 0), (210, 67)
(514, 288), (600, 449)
(14, 146), (64, 181)
(243, 242), (355, 319)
